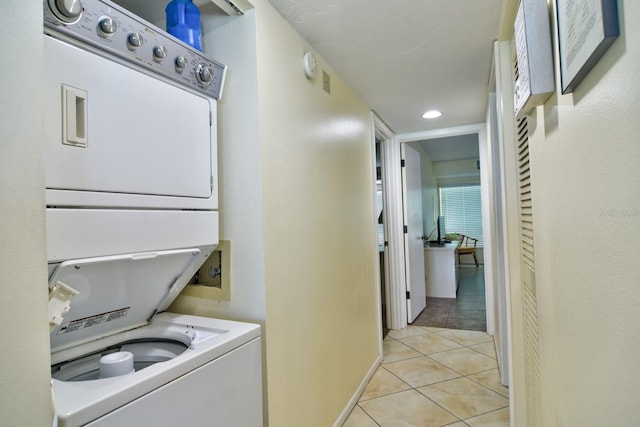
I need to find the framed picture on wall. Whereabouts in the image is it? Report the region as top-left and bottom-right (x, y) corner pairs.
(556, 0), (620, 93)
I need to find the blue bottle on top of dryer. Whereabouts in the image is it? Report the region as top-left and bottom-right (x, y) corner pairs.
(166, 0), (202, 51)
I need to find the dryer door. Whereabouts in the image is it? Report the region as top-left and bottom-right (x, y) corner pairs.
(44, 35), (216, 209)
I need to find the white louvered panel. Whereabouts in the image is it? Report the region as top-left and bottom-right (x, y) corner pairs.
(518, 148), (530, 170)
(517, 117), (535, 272)
(522, 246), (535, 269)
(516, 113), (542, 425)
(522, 240), (535, 268)
(524, 283), (542, 427)
(519, 159), (531, 185)
(520, 173), (531, 195)
(521, 219), (535, 270)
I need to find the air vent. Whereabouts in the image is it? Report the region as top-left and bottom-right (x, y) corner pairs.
(322, 70), (331, 94)
(207, 0), (246, 15)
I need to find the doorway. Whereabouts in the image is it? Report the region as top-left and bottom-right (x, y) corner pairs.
(410, 157), (487, 331)
(373, 113), (407, 331)
(394, 124), (495, 334)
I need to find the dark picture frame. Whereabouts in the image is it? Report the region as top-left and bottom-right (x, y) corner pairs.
(556, 0), (619, 94)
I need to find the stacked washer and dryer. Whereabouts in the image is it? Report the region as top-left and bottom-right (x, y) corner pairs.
(43, 1), (262, 425)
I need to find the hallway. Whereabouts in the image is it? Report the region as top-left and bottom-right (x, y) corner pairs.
(343, 326), (508, 426)
(413, 266), (486, 331)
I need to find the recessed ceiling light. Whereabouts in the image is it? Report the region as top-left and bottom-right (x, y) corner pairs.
(422, 110), (442, 119)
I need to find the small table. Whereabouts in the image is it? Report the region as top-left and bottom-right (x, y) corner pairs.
(424, 242), (459, 298)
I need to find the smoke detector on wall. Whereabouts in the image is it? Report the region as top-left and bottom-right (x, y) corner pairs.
(303, 51), (317, 79)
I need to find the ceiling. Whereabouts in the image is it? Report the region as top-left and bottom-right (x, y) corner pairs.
(410, 133), (479, 162)
(115, 0), (505, 161)
(266, 0), (505, 136)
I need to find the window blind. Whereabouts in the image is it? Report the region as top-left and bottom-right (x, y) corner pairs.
(439, 185), (484, 246)
(376, 184), (384, 246)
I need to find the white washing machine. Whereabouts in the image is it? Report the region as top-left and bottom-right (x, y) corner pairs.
(49, 248), (263, 427)
(43, 0), (263, 425)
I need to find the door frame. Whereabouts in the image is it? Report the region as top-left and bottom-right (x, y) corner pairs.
(372, 113), (407, 330)
(394, 123), (495, 333)
(488, 40), (515, 387)
(376, 119), (507, 336)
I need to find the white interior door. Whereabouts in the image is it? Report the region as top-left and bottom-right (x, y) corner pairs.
(401, 144), (426, 323)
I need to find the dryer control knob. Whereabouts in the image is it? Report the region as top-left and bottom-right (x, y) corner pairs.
(175, 56), (187, 72)
(127, 32), (143, 50)
(153, 45), (168, 61)
(99, 16), (117, 35)
(196, 63), (214, 86)
(49, 0), (83, 24)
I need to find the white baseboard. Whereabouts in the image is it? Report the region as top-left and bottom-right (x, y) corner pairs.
(332, 353), (382, 427)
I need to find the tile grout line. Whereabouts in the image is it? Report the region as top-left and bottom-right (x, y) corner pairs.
(360, 362), (506, 425)
(461, 406), (510, 424)
(377, 334), (508, 421)
(360, 370), (506, 421)
(354, 327), (508, 426)
(353, 403), (381, 427)
(359, 386), (465, 425)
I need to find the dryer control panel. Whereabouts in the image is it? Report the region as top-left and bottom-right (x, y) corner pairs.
(43, 0), (227, 99)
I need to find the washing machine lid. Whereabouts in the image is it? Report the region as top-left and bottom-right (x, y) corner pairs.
(49, 248), (203, 352)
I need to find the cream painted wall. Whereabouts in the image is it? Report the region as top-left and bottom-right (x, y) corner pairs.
(433, 158), (481, 185)
(167, 11), (271, 423)
(170, 10), (266, 326)
(0, 2), (52, 426)
(173, 1), (381, 425)
(500, 0), (640, 425)
(253, 1), (381, 426)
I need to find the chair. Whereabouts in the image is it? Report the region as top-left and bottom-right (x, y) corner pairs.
(456, 234), (479, 267)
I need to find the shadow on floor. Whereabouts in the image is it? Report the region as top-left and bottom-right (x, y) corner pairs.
(412, 265), (486, 331)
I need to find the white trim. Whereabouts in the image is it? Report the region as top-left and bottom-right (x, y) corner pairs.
(487, 41), (514, 391)
(478, 121), (495, 336)
(396, 123), (495, 338)
(369, 113), (385, 344)
(494, 40), (521, 424)
(373, 113), (407, 330)
(397, 122), (486, 143)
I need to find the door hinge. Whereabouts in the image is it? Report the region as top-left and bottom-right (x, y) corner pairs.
(210, 176), (214, 191)
(401, 159), (405, 167)
(406, 291), (410, 299)
(209, 111), (213, 126)
(403, 225), (408, 233)
(384, 241), (388, 247)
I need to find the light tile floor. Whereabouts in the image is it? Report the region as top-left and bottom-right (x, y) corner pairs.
(343, 326), (509, 427)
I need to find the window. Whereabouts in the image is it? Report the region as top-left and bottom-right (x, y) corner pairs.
(439, 184), (484, 246)
(376, 182), (384, 247)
